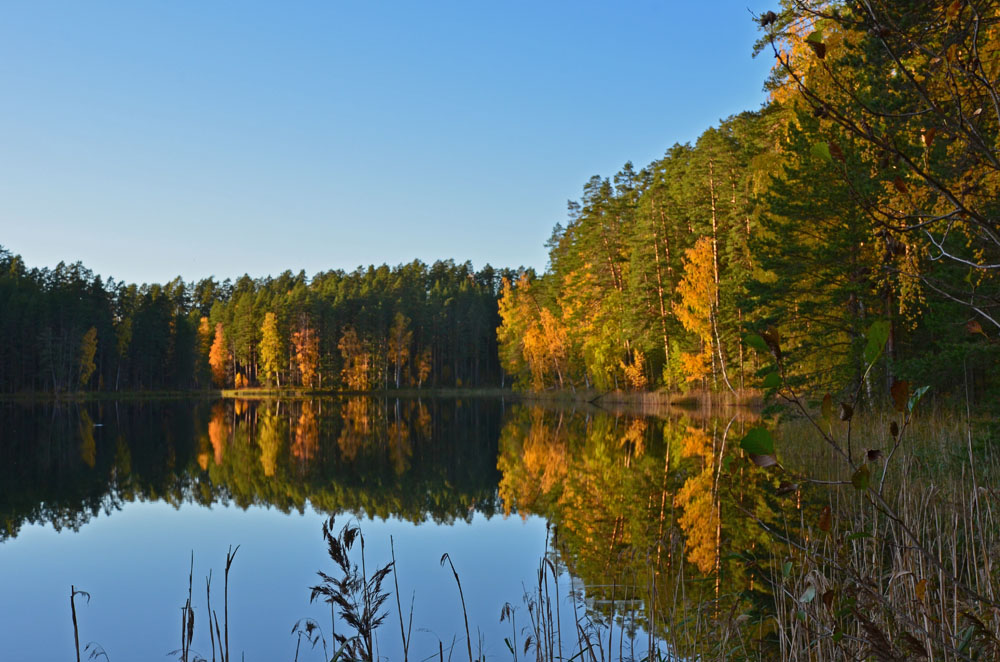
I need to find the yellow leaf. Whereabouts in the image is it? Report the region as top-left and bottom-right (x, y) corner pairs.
(947, 0), (962, 22)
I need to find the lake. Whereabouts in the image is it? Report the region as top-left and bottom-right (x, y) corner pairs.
(1, 397), (778, 661)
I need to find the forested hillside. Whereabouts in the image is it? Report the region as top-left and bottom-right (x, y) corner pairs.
(497, 1), (1000, 402)
(0, 252), (514, 393)
(4, 2), (999, 402)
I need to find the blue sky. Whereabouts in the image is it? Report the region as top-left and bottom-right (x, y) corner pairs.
(0, 1), (775, 285)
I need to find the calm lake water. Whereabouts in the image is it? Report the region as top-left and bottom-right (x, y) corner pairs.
(0, 397), (779, 661)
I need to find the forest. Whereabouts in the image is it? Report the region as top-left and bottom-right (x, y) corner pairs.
(0, 253), (516, 394)
(2, 1), (999, 405)
(497, 1), (1000, 404)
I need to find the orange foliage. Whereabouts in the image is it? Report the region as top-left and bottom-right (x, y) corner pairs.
(292, 401), (318, 462)
(208, 403), (229, 465)
(208, 323), (230, 387)
(292, 321), (320, 388)
(338, 326), (370, 390)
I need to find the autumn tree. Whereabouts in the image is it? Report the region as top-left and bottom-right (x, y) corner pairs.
(292, 318), (320, 388)
(674, 237), (719, 386)
(338, 325), (370, 390)
(259, 311), (282, 387)
(208, 323), (230, 387)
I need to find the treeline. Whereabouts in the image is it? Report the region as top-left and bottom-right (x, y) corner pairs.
(0, 250), (516, 393)
(498, 1), (1000, 401)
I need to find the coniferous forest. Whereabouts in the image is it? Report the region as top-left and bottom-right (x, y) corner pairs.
(0, 255), (514, 394)
(3, 2), (999, 404)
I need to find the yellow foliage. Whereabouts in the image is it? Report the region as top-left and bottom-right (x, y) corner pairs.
(681, 425), (712, 460)
(620, 418), (647, 457)
(621, 350), (647, 391)
(674, 466), (719, 574)
(258, 407), (282, 477)
(338, 326), (370, 390)
(680, 349), (712, 383)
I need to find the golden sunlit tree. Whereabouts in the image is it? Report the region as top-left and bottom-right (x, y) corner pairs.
(338, 326), (370, 390)
(674, 237), (717, 386)
(209, 323), (230, 388)
(259, 311), (282, 387)
(292, 318), (319, 388)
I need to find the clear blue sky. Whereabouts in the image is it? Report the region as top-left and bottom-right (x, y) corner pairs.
(0, 1), (775, 285)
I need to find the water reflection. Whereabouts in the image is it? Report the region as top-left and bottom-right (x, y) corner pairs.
(496, 404), (787, 658)
(2, 398), (802, 660)
(0, 397), (504, 542)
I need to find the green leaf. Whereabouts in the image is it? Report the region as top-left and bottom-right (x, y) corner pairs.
(782, 560), (792, 578)
(805, 29), (824, 44)
(762, 371), (782, 389)
(908, 385), (930, 413)
(863, 319), (890, 364)
(740, 427), (775, 456)
(745, 333), (769, 353)
(811, 142), (832, 163)
(851, 465), (871, 491)
(800, 585), (816, 604)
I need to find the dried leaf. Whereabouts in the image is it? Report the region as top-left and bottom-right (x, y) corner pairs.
(839, 402), (854, 422)
(921, 127), (936, 146)
(890, 421), (899, 437)
(777, 481), (800, 495)
(819, 505), (832, 532)
(761, 327), (782, 360)
(891, 380), (910, 412)
(866, 448), (884, 462)
(751, 453), (779, 468)
(947, 0), (962, 22)
(915, 578), (927, 602)
(822, 590), (835, 610)
(829, 141), (845, 162)
(893, 176), (909, 194)
(966, 319), (988, 338)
